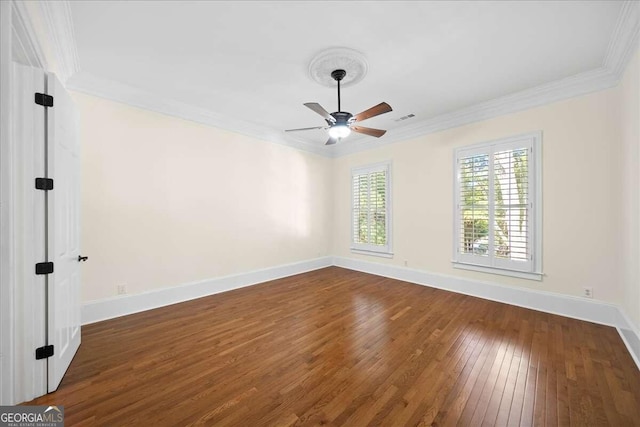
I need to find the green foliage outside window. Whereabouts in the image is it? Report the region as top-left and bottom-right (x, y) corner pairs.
(354, 171), (387, 245)
(461, 155), (489, 254)
(461, 149), (528, 259)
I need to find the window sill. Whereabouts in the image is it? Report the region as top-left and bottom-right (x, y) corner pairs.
(452, 262), (543, 281)
(351, 248), (394, 259)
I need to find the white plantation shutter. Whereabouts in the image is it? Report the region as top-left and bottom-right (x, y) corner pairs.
(458, 153), (490, 266)
(454, 133), (540, 276)
(353, 173), (369, 244)
(493, 147), (529, 267)
(352, 162), (392, 255)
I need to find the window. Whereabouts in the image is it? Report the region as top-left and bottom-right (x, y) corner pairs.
(351, 162), (392, 257)
(453, 132), (541, 279)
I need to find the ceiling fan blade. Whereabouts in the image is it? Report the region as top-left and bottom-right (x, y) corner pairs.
(304, 103), (336, 123)
(351, 126), (387, 138)
(353, 102), (393, 123)
(325, 137), (338, 145)
(284, 126), (326, 132)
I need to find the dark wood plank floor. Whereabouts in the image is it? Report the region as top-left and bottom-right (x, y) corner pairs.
(29, 267), (640, 426)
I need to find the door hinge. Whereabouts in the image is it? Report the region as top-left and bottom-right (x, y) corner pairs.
(34, 93), (53, 107)
(35, 177), (54, 191)
(35, 345), (54, 360)
(35, 262), (54, 275)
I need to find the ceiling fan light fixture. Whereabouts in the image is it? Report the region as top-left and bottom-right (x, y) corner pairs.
(328, 124), (351, 139)
(285, 67), (392, 144)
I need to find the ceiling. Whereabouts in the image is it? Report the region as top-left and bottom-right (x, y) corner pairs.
(67, 1), (627, 154)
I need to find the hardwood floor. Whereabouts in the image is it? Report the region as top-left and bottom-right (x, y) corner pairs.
(29, 267), (640, 426)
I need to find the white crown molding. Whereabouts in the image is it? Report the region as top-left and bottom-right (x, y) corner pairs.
(329, 1), (640, 158)
(11, 0), (79, 84)
(66, 72), (329, 157)
(11, 1), (45, 70)
(330, 67), (618, 157)
(604, 1), (640, 79)
(65, 1), (639, 158)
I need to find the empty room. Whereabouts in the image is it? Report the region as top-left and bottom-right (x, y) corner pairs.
(1, 1), (640, 426)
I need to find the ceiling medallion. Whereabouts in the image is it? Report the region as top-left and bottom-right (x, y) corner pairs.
(308, 47), (368, 88)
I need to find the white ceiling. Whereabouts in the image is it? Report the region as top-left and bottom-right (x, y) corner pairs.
(67, 1), (625, 153)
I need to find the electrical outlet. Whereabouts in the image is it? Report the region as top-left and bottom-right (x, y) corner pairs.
(117, 284), (127, 295)
(583, 287), (593, 298)
(404, 260), (408, 267)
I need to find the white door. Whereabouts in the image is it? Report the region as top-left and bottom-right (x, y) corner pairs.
(12, 62), (48, 402)
(47, 73), (81, 392)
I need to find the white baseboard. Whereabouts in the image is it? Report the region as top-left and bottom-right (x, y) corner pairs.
(332, 257), (621, 325)
(616, 309), (640, 370)
(81, 254), (640, 370)
(81, 256), (333, 325)
(332, 256), (640, 370)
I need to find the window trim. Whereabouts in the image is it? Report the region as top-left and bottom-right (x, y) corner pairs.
(452, 131), (542, 280)
(351, 161), (393, 257)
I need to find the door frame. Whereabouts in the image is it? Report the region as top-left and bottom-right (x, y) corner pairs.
(0, 0), (78, 405)
(0, 0), (15, 407)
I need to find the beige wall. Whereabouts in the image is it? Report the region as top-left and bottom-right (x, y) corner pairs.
(75, 56), (639, 322)
(74, 92), (332, 302)
(332, 87), (624, 305)
(620, 46), (640, 330)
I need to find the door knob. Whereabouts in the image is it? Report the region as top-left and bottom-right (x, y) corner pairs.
(78, 255), (88, 262)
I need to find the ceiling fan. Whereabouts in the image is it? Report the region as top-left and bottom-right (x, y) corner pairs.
(285, 69), (392, 145)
